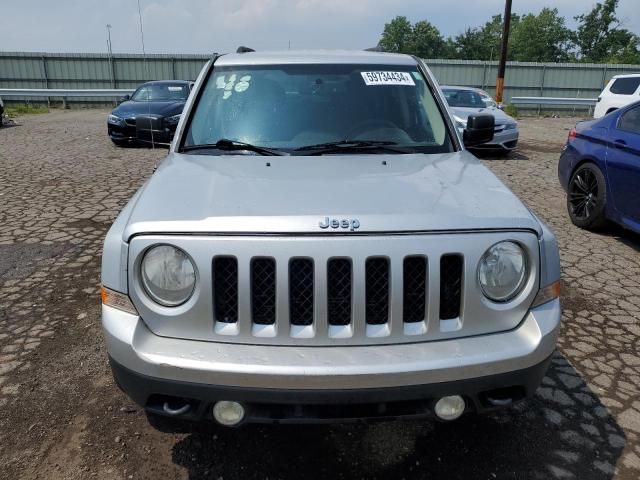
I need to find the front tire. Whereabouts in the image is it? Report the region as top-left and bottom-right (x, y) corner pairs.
(567, 163), (608, 229)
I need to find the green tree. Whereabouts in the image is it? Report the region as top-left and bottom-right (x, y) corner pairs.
(450, 14), (519, 60)
(510, 8), (574, 62)
(574, 0), (640, 63)
(378, 16), (414, 54)
(409, 20), (447, 58)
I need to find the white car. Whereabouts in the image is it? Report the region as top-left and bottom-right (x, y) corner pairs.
(594, 73), (640, 118)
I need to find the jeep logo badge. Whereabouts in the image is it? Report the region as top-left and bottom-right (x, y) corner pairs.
(319, 217), (360, 231)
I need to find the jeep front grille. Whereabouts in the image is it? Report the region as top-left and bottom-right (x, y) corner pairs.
(211, 253), (465, 337)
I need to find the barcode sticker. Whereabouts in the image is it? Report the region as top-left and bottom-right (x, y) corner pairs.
(361, 71), (415, 86)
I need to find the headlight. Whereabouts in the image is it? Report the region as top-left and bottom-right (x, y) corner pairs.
(141, 245), (196, 306)
(164, 114), (181, 125)
(478, 241), (528, 302)
(504, 123), (518, 130)
(108, 114), (125, 126)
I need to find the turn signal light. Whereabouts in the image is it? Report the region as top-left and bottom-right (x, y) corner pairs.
(101, 286), (138, 315)
(532, 281), (561, 308)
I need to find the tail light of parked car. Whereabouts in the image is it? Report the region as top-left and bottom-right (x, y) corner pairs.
(568, 128), (577, 142)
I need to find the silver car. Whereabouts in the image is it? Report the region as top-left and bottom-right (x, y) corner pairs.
(101, 50), (560, 427)
(442, 86), (519, 152)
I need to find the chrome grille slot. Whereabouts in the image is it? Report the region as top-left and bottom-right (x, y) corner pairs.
(403, 256), (427, 323)
(440, 254), (463, 320)
(251, 258), (277, 325)
(213, 256), (238, 323)
(365, 257), (390, 325)
(327, 258), (352, 326)
(289, 258), (314, 326)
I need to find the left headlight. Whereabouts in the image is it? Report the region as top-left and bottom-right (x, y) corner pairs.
(164, 114), (181, 125)
(108, 114), (125, 126)
(478, 241), (528, 302)
(141, 245), (196, 306)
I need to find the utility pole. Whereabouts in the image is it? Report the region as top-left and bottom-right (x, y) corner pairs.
(495, 0), (512, 104)
(106, 24), (115, 88)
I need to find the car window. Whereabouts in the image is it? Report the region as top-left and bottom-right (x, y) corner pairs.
(131, 84), (189, 101)
(609, 77), (640, 95)
(183, 63), (453, 154)
(442, 89), (486, 108)
(618, 105), (640, 135)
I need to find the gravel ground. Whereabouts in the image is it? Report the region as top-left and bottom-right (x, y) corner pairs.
(0, 109), (639, 479)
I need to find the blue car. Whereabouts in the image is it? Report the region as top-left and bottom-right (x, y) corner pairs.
(558, 100), (640, 232)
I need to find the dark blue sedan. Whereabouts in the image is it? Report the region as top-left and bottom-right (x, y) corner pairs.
(558, 100), (640, 232)
(108, 80), (193, 147)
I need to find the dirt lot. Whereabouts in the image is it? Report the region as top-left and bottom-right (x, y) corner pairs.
(0, 110), (639, 479)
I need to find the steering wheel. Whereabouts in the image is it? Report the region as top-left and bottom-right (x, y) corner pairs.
(346, 119), (399, 139)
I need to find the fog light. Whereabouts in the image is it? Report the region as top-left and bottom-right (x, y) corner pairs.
(434, 395), (466, 421)
(212, 401), (245, 426)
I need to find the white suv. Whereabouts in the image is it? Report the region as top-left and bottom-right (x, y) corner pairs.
(594, 73), (640, 118)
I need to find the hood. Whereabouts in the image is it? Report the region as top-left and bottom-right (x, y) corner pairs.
(112, 100), (185, 118)
(122, 152), (540, 239)
(450, 106), (515, 125)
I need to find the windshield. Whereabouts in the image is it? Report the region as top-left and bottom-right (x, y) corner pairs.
(131, 83), (189, 102)
(442, 89), (487, 109)
(183, 64), (453, 154)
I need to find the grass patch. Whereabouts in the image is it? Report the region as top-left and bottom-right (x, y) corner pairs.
(503, 104), (518, 118)
(5, 104), (50, 117)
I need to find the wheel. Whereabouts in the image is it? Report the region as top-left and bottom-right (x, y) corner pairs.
(567, 163), (608, 229)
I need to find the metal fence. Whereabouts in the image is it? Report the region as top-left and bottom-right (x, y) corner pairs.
(1, 52), (639, 109)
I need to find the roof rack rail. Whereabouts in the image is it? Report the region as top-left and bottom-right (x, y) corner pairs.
(236, 46), (255, 53)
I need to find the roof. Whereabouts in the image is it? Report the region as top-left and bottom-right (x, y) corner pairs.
(612, 73), (640, 79)
(216, 49), (417, 67)
(441, 85), (482, 91)
(144, 80), (192, 85)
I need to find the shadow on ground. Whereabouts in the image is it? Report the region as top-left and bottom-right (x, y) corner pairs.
(167, 352), (625, 480)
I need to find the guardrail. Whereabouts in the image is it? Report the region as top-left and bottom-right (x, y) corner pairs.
(511, 96), (598, 106)
(0, 88), (134, 107)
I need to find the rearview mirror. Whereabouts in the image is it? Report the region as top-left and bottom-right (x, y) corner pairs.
(463, 114), (495, 147)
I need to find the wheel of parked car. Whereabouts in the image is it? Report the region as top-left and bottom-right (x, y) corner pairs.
(567, 163), (607, 229)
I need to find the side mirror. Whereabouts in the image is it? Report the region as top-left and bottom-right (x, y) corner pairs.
(463, 114), (495, 147)
(118, 94), (130, 104)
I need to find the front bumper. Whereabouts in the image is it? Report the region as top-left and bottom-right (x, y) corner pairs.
(103, 298), (560, 422)
(467, 128), (519, 151)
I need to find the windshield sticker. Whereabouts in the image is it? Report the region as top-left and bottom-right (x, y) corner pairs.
(361, 71), (415, 86)
(217, 74), (252, 99)
(167, 86), (183, 91)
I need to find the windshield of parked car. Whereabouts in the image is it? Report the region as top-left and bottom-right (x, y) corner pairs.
(442, 89), (487, 109)
(131, 83), (189, 101)
(183, 63), (453, 154)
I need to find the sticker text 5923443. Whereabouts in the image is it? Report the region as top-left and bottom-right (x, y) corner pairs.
(361, 71), (416, 86)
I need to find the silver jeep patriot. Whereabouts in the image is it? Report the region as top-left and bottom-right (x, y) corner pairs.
(101, 50), (561, 426)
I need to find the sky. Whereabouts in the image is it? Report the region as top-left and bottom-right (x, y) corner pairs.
(2, 0), (639, 55)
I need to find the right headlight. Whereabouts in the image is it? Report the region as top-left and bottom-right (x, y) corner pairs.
(141, 245), (196, 306)
(478, 241), (528, 302)
(108, 114), (125, 126)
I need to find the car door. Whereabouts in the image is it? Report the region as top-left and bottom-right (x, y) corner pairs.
(606, 104), (640, 223)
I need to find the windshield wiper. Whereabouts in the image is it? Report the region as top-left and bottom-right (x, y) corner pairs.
(181, 138), (287, 156)
(294, 139), (410, 155)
